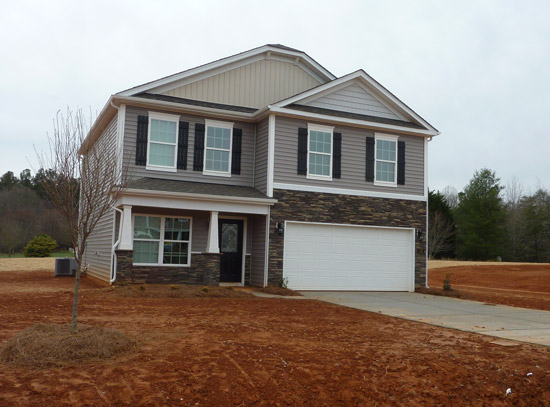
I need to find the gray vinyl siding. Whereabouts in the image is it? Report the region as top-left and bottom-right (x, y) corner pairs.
(83, 116), (118, 282)
(124, 106), (255, 187)
(254, 117), (269, 194)
(250, 214), (267, 287)
(274, 116), (425, 196)
(303, 83), (403, 121)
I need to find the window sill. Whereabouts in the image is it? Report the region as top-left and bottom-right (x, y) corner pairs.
(133, 263), (191, 267)
(203, 170), (231, 178)
(373, 181), (398, 188)
(145, 165), (177, 173)
(306, 174), (333, 181)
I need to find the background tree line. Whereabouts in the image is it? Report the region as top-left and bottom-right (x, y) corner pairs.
(429, 168), (550, 262)
(0, 169), (73, 255)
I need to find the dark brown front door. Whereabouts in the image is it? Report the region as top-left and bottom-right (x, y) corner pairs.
(218, 219), (243, 283)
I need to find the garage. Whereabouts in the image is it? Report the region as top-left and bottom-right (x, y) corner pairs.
(283, 222), (415, 291)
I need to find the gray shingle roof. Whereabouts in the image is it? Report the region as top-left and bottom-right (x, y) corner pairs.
(135, 93), (258, 113)
(126, 178), (271, 200)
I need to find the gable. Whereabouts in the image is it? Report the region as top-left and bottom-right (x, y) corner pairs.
(300, 82), (404, 121)
(152, 58), (323, 109)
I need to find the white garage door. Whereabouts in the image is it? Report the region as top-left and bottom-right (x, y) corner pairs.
(283, 222), (414, 291)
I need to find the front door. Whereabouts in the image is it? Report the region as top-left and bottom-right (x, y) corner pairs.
(218, 219), (243, 283)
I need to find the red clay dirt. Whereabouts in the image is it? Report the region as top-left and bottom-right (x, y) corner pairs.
(422, 264), (550, 311)
(1, 270), (549, 406)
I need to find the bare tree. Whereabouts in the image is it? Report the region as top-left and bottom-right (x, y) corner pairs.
(428, 211), (455, 258)
(504, 176), (525, 260)
(440, 185), (459, 209)
(37, 108), (126, 333)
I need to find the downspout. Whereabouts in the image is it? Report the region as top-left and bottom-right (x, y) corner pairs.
(111, 206), (124, 284)
(425, 136), (433, 288)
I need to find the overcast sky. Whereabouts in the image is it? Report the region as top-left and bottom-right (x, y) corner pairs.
(1, 0), (548, 194)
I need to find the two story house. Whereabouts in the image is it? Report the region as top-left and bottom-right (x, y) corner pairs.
(81, 44), (439, 291)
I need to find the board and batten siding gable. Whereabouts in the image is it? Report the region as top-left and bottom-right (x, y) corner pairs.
(254, 117), (269, 194)
(157, 59), (322, 109)
(273, 116), (425, 196)
(302, 83), (403, 121)
(83, 115), (118, 283)
(123, 106), (255, 187)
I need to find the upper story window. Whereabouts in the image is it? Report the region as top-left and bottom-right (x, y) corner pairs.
(146, 112), (180, 172)
(203, 120), (233, 177)
(375, 134), (398, 186)
(307, 124), (334, 180)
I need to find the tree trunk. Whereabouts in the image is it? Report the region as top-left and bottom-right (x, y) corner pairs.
(71, 266), (81, 333)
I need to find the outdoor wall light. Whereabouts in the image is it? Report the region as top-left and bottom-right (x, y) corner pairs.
(276, 222), (284, 234)
(416, 229), (424, 241)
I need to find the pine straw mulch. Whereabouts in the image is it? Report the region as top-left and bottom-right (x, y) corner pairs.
(0, 323), (135, 368)
(256, 286), (302, 296)
(107, 284), (254, 298)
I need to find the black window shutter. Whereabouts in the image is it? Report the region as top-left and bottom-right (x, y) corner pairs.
(297, 127), (308, 175)
(135, 115), (148, 166)
(177, 121), (189, 170)
(231, 128), (242, 175)
(397, 140), (405, 185)
(365, 136), (375, 182)
(332, 132), (342, 179)
(193, 123), (205, 171)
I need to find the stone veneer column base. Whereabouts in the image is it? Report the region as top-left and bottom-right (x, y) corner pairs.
(115, 250), (221, 285)
(267, 189), (427, 288)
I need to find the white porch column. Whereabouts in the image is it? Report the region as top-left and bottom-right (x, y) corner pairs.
(206, 211), (220, 253)
(119, 205), (133, 250)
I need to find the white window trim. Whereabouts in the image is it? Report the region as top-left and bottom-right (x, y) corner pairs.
(132, 214), (192, 267)
(306, 123), (334, 181)
(374, 133), (398, 187)
(146, 111), (180, 173)
(203, 119), (234, 178)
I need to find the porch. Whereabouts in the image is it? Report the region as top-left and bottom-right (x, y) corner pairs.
(112, 178), (276, 286)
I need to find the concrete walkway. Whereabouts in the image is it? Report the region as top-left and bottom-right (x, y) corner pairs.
(300, 291), (550, 347)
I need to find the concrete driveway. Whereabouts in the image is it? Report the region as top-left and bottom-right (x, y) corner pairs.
(300, 291), (550, 347)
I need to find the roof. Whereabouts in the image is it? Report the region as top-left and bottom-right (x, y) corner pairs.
(125, 178), (271, 200)
(135, 93), (258, 113)
(287, 104), (425, 129)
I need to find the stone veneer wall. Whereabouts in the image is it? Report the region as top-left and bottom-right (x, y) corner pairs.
(115, 250), (220, 285)
(268, 189), (427, 287)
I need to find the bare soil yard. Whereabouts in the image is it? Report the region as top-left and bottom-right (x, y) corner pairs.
(0, 268), (549, 406)
(424, 261), (550, 310)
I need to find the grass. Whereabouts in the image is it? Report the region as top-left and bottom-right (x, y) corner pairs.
(0, 250), (74, 259)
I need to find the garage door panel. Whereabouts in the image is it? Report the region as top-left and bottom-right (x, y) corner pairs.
(283, 222), (414, 291)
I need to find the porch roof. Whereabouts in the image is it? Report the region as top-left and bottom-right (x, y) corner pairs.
(125, 178), (271, 200)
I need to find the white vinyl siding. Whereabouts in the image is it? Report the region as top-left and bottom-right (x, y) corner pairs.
(283, 222), (414, 291)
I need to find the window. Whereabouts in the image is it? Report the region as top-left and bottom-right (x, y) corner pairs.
(375, 134), (398, 185)
(146, 112), (180, 172)
(133, 215), (191, 266)
(307, 124), (333, 180)
(204, 120), (233, 176)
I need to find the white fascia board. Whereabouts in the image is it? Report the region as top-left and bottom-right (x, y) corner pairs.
(273, 182), (427, 202)
(117, 45), (335, 97)
(118, 193), (273, 215)
(122, 188), (277, 205)
(113, 95), (256, 121)
(269, 106), (439, 137)
(273, 70), (439, 134)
